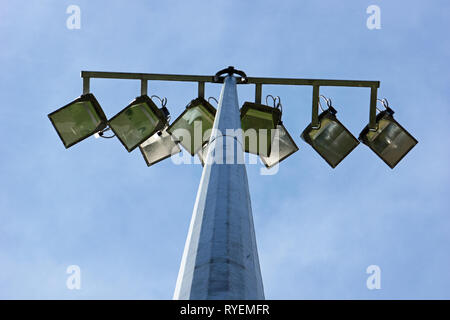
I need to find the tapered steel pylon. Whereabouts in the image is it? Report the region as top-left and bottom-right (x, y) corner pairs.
(173, 75), (265, 300)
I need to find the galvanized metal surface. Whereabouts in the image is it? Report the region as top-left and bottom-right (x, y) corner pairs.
(173, 76), (265, 300)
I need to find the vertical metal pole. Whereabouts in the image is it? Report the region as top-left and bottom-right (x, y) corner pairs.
(141, 79), (148, 96)
(311, 85), (320, 128)
(255, 83), (262, 104)
(173, 76), (265, 300)
(369, 86), (378, 130)
(83, 77), (90, 95)
(198, 81), (205, 99)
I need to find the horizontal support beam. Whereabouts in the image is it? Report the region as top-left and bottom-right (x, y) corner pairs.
(81, 71), (214, 83)
(247, 77), (380, 88)
(81, 71), (380, 88)
(81, 70), (380, 129)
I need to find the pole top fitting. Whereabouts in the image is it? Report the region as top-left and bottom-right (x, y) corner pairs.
(214, 66), (248, 84)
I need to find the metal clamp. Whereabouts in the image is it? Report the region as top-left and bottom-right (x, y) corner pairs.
(213, 66), (248, 84)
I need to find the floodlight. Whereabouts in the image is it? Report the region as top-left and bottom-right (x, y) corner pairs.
(260, 122), (299, 168)
(359, 100), (418, 169)
(240, 100), (282, 157)
(167, 98), (216, 156)
(301, 101), (359, 168)
(48, 93), (107, 148)
(139, 128), (181, 166)
(108, 95), (167, 152)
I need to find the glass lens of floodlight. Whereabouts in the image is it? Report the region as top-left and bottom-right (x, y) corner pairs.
(359, 112), (418, 168)
(260, 124), (299, 168)
(139, 128), (181, 166)
(109, 95), (165, 152)
(48, 93), (107, 148)
(240, 102), (282, 157)
(167, 98), (216, 156)
(301, 110), (359, 168)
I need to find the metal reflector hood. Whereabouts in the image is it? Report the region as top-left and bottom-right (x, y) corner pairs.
(167, 98), (216, 156)
(48, 93), (107, 148)
(109, 95), (166, 152)
(301, 108), (359, 168)
(240, 101), (282, 157)
(260, 123), (299, 168)
(359, 109), (418, 169)
(139, 128), (181, 166)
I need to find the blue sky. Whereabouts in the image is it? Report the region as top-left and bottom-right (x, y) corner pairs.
(0, 0), (449, 299)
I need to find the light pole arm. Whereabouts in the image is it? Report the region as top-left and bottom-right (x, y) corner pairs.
(80, 69), (380, 132)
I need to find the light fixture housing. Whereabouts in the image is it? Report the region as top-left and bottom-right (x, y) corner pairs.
(359, 107), (418, 169)
(48, 93), (107, 148)
(260, 122), (299, 168)
(139, 128), (181, 167)
(240, 102), (282, 157)
(301, 107), (359, 168)
(167, 97), (216, 156)
(108, 95), (167, 152)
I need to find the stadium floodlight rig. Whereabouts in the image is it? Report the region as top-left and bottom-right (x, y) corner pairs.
(48, 66), (417, 299)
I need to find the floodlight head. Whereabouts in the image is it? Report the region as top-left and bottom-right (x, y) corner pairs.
(260, 122), (299, 168)
(301, 107), (359, 168)
(139, 127), (181, 167)
(108, 95), (167, 152)
(48, 93), (107, 148)
(167, 97), (216, 156)
(240, 101), (282, 157)
(359, 105), (418, 169)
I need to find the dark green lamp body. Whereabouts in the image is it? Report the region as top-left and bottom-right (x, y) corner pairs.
(167, 98), (216, 156)
(359, 109), (418, 168)
(240, 102), (282, 157)
(48, 93), (107, 148)
(302, 108), (359, 168)
(108, 95), (166, 152)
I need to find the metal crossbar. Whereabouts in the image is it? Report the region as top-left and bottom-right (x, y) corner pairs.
(81, 70), (380, 130)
